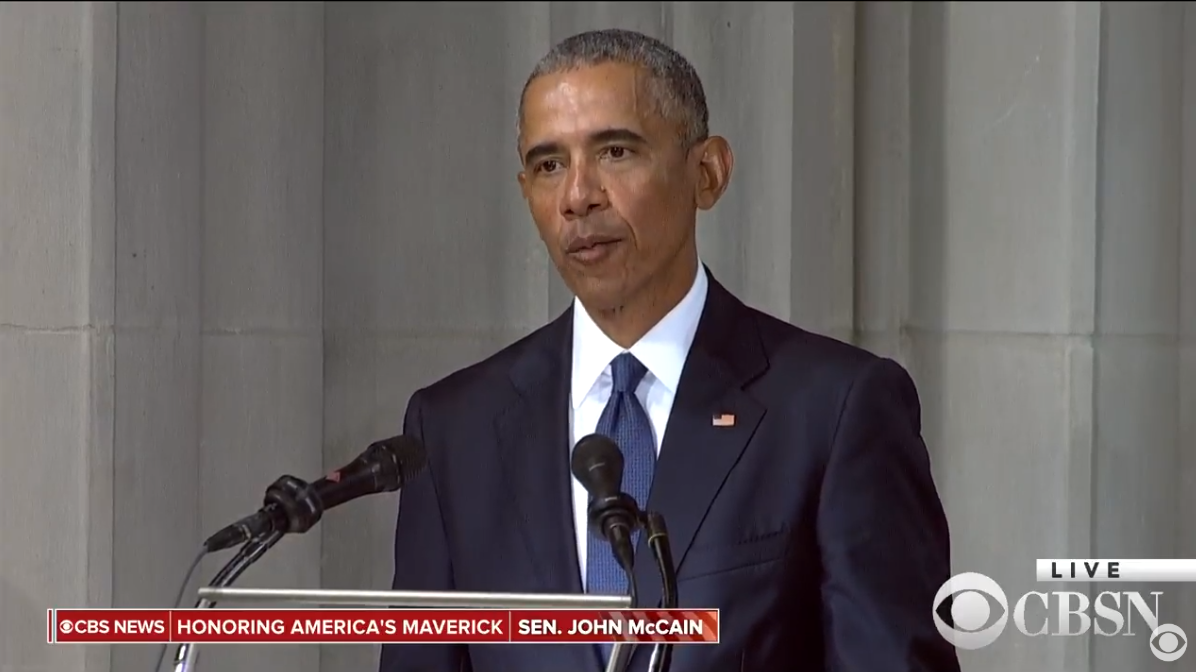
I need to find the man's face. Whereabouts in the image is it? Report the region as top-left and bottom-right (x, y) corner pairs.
(517, 63), (699, 313)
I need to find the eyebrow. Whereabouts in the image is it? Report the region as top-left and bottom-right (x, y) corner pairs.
(522, 128), (649, 167)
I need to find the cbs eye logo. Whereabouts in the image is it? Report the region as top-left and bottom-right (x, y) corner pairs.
(1150, 623), (1188, 662)
(932, 572), (1009, 650)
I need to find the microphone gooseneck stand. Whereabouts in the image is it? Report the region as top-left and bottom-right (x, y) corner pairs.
(171, 474), (323, 672)
(171, 528), (285, 671)
(589, 501), (678, 672)
(589, 493), (640, 672)
(643, 511), (677, 672)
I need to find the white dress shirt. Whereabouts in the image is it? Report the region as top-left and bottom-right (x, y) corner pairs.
(568, 263), (709, 587)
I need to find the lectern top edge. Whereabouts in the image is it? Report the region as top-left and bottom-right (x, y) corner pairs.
(196, 587), (633, 610)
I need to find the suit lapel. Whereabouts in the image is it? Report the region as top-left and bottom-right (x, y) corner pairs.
(632, 276), (768, 614)
(493, 308), (584, 596)
(495, 310), (602, 672)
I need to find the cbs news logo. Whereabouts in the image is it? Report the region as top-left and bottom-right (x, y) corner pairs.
(932, 572), (1187, 662)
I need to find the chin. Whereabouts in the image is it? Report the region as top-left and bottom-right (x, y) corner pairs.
(570, 281), (628, 315)
(575, 291), (623, 313)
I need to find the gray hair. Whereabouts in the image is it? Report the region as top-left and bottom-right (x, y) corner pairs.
(517, 29), (710, 148)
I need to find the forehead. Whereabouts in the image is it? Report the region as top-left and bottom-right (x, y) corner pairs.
(520, 62), (664, 146)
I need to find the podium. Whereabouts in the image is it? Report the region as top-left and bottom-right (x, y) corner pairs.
(170, 587), (636, 672)
(173, 435), (677, 672)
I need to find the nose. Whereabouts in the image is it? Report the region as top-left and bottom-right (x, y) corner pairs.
(560, 160), (608, 220)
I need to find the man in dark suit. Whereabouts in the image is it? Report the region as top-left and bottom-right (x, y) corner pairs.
(380, 28), (960, 672)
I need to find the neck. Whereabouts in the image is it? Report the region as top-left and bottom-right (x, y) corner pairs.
(588, 251), (699, 349)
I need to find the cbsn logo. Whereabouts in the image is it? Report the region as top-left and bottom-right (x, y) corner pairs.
(932, 571), (1188, 662)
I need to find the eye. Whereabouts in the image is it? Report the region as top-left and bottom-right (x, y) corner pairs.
(536, 159), (562, 175)
(601, 146), (630, 160)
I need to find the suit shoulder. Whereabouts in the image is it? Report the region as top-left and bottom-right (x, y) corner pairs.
(749, 307), (873, 367)
(742, 306), (923, 437)
(745, 306), (912, 388)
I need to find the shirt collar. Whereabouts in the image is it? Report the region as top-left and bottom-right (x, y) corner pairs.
(571, 263), (709, 409)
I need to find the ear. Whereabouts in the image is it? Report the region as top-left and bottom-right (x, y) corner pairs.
(693, 136), (734, 211)
(517, 170), (530, 200)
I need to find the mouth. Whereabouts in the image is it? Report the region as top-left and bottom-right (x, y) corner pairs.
(565, 235), (624, 264)
(566, 234), (623, 255)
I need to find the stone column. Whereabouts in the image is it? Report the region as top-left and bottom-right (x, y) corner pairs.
(1094, 3), (1195, 670)
(858, 2), (1196, 670)
(858, 2), (1102, 669)
(198, 4), (326, 672)
(0, 3), (116, 672)
(109, 4), (203, 672)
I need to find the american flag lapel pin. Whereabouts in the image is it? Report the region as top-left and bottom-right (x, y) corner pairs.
(712, 413), (736, 427)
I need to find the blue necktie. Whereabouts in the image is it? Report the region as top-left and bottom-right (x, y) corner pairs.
(585, 353), (654, 661)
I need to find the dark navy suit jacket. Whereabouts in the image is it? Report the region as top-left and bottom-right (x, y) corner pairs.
(379, 275), (961, 672)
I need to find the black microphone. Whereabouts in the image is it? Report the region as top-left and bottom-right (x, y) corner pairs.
(202, 435), (427, 553)
(571, 434), (641, 579)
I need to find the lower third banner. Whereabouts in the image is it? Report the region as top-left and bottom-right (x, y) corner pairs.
(48, 608), (720, 645)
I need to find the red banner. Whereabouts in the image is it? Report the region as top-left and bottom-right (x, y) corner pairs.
(48, 608), (719, 645)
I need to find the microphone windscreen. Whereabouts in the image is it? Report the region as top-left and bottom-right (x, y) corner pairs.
(371, 435), (428, 485)
(571, 434), (624, 497)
